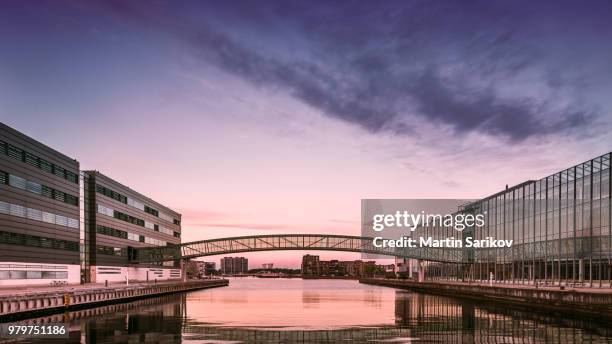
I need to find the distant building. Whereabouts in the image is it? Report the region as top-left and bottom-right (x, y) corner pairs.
(301, 254), (320, 276)
(220, 257), (248, 274)
(262, 263), (273, 269)
(300, 254), (393, 277)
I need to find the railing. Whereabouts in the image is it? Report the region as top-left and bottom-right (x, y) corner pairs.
(132, 234), (466, 263)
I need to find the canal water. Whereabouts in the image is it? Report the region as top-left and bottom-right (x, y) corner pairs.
(5, 278), (612, 343)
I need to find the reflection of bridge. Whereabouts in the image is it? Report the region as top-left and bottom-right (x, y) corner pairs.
(131, 234), (464, 264)
(16, 286), (610, 343)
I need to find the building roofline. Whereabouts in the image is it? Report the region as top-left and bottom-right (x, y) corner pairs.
(0, 121), (78, 165)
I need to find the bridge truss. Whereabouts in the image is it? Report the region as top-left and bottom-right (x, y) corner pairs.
(131, 234), (468, 264)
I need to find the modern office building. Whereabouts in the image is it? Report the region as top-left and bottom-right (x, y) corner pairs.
(82, 171), (182, 283)
(415, 152), (611, 287)
(220, 257), (248, 274)
(0, 122), (183, 286)
(0, 123), (81, 285)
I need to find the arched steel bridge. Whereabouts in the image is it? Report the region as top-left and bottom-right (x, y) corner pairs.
(131, 234), (468, 264)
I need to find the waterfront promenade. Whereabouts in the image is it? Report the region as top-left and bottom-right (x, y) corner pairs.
(360, 278), (612, 317)
(0, 279), (228, 320)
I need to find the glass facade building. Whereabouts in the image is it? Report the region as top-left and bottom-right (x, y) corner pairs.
(421, 153), (611, 287)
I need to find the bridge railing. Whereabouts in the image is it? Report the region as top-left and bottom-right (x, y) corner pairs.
(131, 234), (468, 264)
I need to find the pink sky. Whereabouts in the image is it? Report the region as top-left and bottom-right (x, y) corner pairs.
(2, 2), (612, 267)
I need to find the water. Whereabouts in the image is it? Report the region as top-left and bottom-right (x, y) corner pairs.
(4, 278), (612, 343)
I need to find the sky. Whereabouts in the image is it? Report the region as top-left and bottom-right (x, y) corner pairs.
(1, 1), (612, 267)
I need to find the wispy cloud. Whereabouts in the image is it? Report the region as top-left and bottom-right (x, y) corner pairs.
(90, 0), (609, 142)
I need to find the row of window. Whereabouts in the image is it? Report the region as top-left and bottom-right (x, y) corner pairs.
(96, 245), (124, 256)
(96, 204), (178, 238)
(96, 225), (168, 246)
(0, 200), (79, 229)
(96, 224), (128, 239)
(97, 204), (145, 227)
(95, 184), (180, 225)
(0, 230), (79, 251)
(0, 140), (78, 184)
(0, 270), (69, 280)
(158, 226), (173, 236)
(0, 170), (78, 206)
(0, 264), (66, 269)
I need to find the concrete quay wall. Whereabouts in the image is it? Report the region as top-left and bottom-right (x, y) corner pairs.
(0, 279), (228, 321)
(360, 278), (612, 317)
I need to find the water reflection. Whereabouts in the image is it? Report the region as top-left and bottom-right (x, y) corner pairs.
(3, 279), (611, 343)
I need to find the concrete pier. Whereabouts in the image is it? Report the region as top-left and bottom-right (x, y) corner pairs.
(0, 279), (228, 321)
(360, 278), (612, 317)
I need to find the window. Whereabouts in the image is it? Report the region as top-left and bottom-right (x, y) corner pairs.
(10, 204), (26, 217)
(24, 152), (38, 167)
(65, 171), (78, 183)
(64, 194), (78, 206)
(26, 208), (43, 221)
(97, 225), (128, 240)
(173, 231), (181, 238)
(40, 159), (53, 173)
(97, 185), (128, 204)
(173, 219), (181, 226)
(0, 230), (79, 251)
(55, 215), (68, 227)
(26, 271), (42, 279)
(111, 209), (145, 227)
(0, 270), (68, 280)
(159, 212), (173, 222)
(0, 140), (78, 184)
(67, 218), (79, 229)
(0, 201), (8, 215)
(53, 190), (65, 202)
(25, 180), (42, 194)
(10, 271), (26, 279)
(145, 206), (159, 217)
(9, 174), (26, 189)
(7, 144), (23, 160)
(0, 200), (77, 229)
(53, 166), (65, 179)
(97, 245), (124, 256)
(1, 170), (78, 207)
(42, 185), (54, 198)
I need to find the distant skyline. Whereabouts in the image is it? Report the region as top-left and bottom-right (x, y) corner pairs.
(2, 1), (612, 267)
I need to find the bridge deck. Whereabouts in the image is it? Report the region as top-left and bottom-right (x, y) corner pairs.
(131, 234), (466, 263)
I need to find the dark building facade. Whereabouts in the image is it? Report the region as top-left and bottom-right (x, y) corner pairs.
(0, 122), (81, 285)
(82, 171), (182, 283)
(220, 257), (248, 274)
(0, 122), (184, 285)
